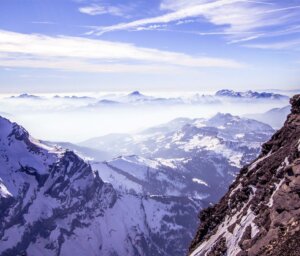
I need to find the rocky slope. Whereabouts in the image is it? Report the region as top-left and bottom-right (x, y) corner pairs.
(189, 94), (300, 256)
(92, 155), (211, 200)
(0, 116), (203, 256)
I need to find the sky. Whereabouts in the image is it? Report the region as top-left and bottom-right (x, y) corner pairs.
(0, 0), (300, 93)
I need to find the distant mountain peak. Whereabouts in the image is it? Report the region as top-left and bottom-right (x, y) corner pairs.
(215, 89), (288, 100)
(215, 89), (242, 97)
(211, 112), (236, 119)
(97, 99), (120, 104)
(128, 90), (144, 97)
(10, 93), (41, 99)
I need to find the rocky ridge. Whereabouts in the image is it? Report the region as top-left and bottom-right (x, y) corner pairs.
(189, 94), (300, 255)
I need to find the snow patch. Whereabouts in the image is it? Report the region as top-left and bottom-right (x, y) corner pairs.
(267, 178), (284, 208)
(235, 133), (245, 139)
(192, 178), (208, 187)
(0, 181), (12, 198)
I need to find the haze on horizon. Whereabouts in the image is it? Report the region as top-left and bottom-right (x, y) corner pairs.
(0, 90), (290, 142)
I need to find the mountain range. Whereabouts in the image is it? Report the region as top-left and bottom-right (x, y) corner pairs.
(215, 90), (289, 100)
(80, 113), (274, 203)
(9, 93), (42, 100)
(7, 89), (289, 107)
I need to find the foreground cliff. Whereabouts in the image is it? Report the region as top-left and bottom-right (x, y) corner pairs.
(189, 94), (300, 256)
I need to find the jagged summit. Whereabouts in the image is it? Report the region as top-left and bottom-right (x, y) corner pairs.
(189, 94), (300, 256)
(0, 115), (34, 150)
(10, 93), (41, 99)
(0, 115), (59, 156)
(205, 112), (274, 134)
(0, 115), (28, 139)
(128, 90), (144, 97)
(0, 114), (12, 128)
(215, 89), (242, 97)
(215, 89), (288, 100)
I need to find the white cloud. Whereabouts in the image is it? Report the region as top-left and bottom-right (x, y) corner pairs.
(78, 1), (138, 18)
(0, 30), (244, 73)
(88, 0), (240, 35)
(176, 19), (196, 25)
(0, 56), (180, 74)
(160, 0), (211, 11)
(87, 0), (300, 44)
(79, 4), (126, 17)
(135, 24), (167, 31)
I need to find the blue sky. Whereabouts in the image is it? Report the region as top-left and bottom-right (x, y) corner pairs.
(0, 0), (299, 93)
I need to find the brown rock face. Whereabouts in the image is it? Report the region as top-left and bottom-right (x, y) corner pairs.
(189, 94), (300, 256)
(290, 94), (300, 114)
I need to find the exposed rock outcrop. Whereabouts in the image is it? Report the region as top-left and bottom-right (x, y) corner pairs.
(189, 94), (300, 256)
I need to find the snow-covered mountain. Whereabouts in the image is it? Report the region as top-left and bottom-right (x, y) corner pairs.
(82, 113), (274, 202)
(189, 95), (300, 255)
(215, 89), (288, 100)
(245, 105), (290, 129)
(0, 116), (204, 256)
(92, 155), (210, 200)
(81, 113), (274, 164)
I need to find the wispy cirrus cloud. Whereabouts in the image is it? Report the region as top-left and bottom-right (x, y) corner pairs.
(78, 1), (138, 18)
(79, 4), (126, 17)
(0, 30), (244, 73)
(87, 0), (240, 35)
(86, 0), (300, 45)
